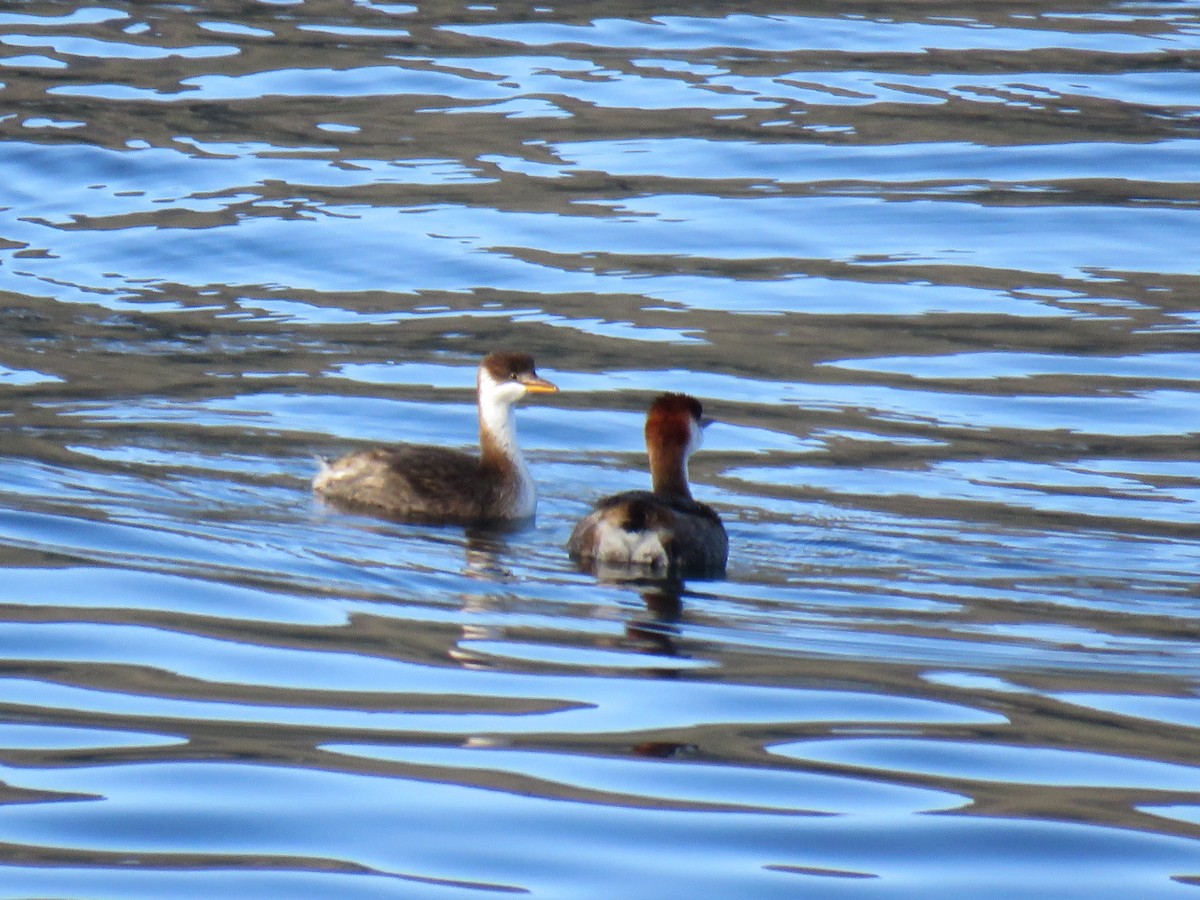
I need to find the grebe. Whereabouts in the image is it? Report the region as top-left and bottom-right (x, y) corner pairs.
(313, 351), (557, 523)
(568, 393), (727, 577)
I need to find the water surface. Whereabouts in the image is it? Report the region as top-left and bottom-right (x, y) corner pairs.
(1, 1), (1199, 897)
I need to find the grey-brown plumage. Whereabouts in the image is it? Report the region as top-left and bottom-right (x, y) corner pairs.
(313, 351), (557, 524)
(568, 393), (727, 578)
(315, 445), (515, 523)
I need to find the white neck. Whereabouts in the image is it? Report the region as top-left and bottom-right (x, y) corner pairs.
(480, 396), (524, 464)
(478, 377), (537, 516)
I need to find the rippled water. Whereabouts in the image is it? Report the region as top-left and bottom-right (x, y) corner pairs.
(1, 1), (1199, 897)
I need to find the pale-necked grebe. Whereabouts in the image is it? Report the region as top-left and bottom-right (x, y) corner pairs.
(313, 351), (557, 523)
(567, 392), (727, 577)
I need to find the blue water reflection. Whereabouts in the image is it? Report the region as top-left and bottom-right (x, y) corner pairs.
(1, 0), (1199, 896)
(774, 737), (1200, 789)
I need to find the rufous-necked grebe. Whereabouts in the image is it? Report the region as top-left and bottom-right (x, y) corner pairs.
(313, 351), (558, 523)
(568, 392), (727, 577)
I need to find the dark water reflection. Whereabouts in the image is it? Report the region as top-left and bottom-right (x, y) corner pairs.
(1, 0), (1199, 897)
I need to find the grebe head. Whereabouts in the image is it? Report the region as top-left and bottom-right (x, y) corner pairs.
(478, 351), (558, 408)
(645, 393), (705, 459)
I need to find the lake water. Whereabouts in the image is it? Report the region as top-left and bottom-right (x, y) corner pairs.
(1, 1), (1199, 897)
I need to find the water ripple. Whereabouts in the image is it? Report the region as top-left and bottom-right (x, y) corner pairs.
(2, 1), (1199, 896)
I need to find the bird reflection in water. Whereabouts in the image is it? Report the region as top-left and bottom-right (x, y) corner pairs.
(462, 527), (521, 582)
(451, 530), (694, 667)
(619, 576), (684, 658)
(450, 528), (520, 671)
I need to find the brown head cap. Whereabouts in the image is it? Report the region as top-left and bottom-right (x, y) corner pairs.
(480, 351), (557, 393)
(645, 392), (703, 451)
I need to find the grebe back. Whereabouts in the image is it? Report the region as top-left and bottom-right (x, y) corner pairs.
(313, 351), (557, 524)
(567, 392), (727, 577)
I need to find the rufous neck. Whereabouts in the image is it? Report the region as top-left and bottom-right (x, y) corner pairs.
(648, 445), (692, 499)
